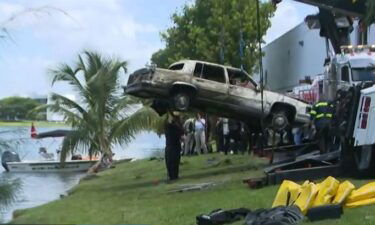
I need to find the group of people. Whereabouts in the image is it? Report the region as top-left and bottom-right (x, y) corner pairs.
(182, 114), (208, 156)
(163, 98), (336, 181)
(164, 112), (209, 181)
(215, 118), (249, 155)
(164, 112), (250, 181)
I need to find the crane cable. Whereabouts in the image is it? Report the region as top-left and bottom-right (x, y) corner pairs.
(255, 0), (265, 153)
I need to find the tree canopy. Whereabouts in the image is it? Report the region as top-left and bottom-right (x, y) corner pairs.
(366, 0), (375, 24)
(0, 97), (44, 121)
(151, 0), (275, 73)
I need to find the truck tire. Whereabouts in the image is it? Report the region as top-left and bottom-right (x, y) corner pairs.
(353, 145), (375, 177)
(172, 91), (191, 111)
(339, 139), (375, 177)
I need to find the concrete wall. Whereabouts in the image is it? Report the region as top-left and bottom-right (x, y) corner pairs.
(260, 22), (375, 92)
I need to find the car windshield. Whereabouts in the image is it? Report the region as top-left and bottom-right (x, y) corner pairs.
(169, 63), (184, 70)
(352, 67), (375, 82)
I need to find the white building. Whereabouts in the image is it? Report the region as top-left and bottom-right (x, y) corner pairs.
(260, 21), (375, 92)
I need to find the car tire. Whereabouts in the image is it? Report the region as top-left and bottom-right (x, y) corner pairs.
(271, 110), (289, 131)
(172, 91), (190, 111)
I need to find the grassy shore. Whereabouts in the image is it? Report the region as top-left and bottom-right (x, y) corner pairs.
(9, 153), (375, 225)
(0, 121), (67, 127)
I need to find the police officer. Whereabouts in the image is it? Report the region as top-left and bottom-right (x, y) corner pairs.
(164, 111), (183, 181)
(310, 99), (335, 154)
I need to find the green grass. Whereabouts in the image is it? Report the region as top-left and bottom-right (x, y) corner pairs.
(9, 153), (375, 225)
(0, 121), (68, 127)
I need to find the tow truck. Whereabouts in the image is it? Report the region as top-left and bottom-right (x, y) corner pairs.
(247, 0), (375, 185)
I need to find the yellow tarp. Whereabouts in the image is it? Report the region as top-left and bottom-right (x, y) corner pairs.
(312, 176), (339, 207)
(272, 178), (375, 212)
(346, 182), (375, 203)
(346, 197), (375, 208)
(332, 181), (355, 204)
(272, 180), (301, 207)
(294, 181), (319, 214)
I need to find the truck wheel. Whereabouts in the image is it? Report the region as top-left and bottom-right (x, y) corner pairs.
(339, 139), (375, 178)
(353, 145), (375, 177)
(172, 91), (190, 111)
(271, 110), (289, 131)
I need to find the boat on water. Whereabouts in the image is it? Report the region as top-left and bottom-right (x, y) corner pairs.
(1, 127), (98, 173)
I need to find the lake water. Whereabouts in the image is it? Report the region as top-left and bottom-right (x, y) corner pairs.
(0, 126), (165, 222)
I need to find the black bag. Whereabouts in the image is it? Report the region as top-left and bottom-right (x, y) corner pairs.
(196, 208), (251, 225)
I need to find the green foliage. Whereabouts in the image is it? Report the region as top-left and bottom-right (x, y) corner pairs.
(151, 0), (275, 73)
(366, 0), (375, 24)
(0, 179), (21, 210)
(0, 97), (43, 121)
(41, 51), (161, 161)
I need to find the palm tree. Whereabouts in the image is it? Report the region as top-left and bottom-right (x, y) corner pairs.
(0, 179), (20, 211)
(45, 51), (161, 172)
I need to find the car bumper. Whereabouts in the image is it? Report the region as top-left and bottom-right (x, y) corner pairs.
(124, 81), (168, 98)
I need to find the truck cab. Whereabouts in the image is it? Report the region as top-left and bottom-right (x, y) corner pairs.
(324, 45), (375, 101)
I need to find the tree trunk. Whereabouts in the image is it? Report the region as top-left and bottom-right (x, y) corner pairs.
(87, 151), (113, 174)
(87, 136), (113, 174)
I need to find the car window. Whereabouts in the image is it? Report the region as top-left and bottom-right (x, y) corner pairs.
(169, 63), (184, 70)
(201, 64), (226, 83)
(227, 68), (256, 88)
(194, 63), (203, 77)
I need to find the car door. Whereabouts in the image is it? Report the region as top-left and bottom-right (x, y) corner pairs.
(227, 69), (266, 116)
(192, 62), (229, 105)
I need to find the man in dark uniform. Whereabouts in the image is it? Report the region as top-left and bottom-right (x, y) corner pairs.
(164, 111), (183, 181)
(310, 100), (335, 154)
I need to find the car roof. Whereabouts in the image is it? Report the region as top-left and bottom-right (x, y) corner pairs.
(170, 60), (245, 72)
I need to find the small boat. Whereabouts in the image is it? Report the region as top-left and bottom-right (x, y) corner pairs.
(3, 159), (97, 173)
(1, 126), (98, 173)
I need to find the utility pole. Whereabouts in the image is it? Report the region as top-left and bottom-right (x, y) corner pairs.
(255, 0), (265, 154)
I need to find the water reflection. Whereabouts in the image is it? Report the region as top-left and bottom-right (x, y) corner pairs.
(0, 171), (85, 222)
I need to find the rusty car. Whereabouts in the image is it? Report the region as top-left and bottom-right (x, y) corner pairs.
(125, 60), (311, 130)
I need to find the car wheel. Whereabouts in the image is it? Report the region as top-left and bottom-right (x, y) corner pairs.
(172, 92), (190, 111)
(271, 110), (289, 131)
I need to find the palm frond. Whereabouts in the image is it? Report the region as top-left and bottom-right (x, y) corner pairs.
(0, 179), (21, 209)
(50, 64), (85, 93)
(50, 93), (88, 117)
(111, 106), (165, 145)
(60, 129), (92, 162)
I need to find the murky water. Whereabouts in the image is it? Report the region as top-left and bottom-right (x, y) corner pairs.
(0, 126), (164, 222)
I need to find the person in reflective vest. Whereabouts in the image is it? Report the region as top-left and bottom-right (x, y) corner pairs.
(310, 101), (334, 154)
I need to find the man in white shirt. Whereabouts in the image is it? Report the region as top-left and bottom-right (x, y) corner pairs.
(183, 118), (195, 155)
(194, 114), (208, 154)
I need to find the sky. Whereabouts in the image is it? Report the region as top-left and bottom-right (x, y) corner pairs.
(0, 0), (317, 99)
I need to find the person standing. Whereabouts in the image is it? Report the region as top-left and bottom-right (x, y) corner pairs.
(223, 118), (230, 155)
(194, 113), (208, 154)
(310, 99), (335, 154)
(215, 118), (224, 153)
(228, 119), (241, 154)
(164, 112), (183, 181)
(183, 118), (195, 155)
